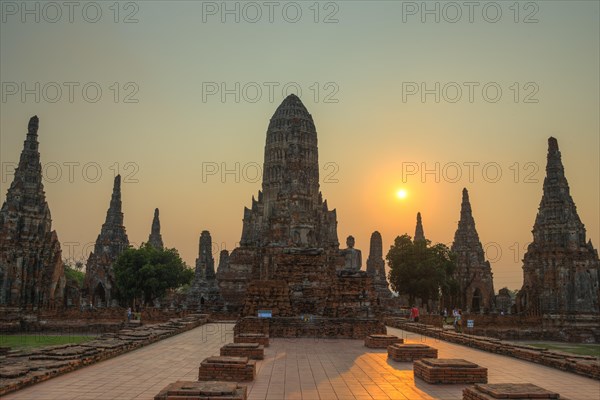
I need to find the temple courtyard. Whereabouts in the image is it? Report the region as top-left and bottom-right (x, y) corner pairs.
(3, 324), (598, 400)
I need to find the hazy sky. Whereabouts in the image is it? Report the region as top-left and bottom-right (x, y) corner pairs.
(1, 1), (598, 291)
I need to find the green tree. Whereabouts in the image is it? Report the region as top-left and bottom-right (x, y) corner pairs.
(63, 261), (85, 287)
(113, 243), (194, 306)
(386, 234), (457, 309)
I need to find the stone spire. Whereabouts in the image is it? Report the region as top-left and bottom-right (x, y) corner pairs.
(518, 138), (599, 314)
(0, 116), (65, 308)
(532, 137), (587, 248)
(366, 231), (392, 298)
(148, 208), (164, 249)
(217, 250), (230, 275)
(239, 94), (338, 249)
(451, 188), (495, 312)
(83, 175), (129, 307)
(414, 212), (426, 242)
(187, 230), (222, 309)
(196, 231), (215, 280)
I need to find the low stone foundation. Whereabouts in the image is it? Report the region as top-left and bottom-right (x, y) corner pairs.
(414, 358), (488, 384)
(463, 383), (565, 400)
(220, 343), (264, 360)
(234, 316), (386, 339)
(364, 334), (403, 348)
(386, 318), (600, 380)
(154, 381), (247, 400)
(387, 343), (438, 362)
(0, 314), (209, 396)
(234, 334), (270, 347)
(198, 356), (256, 382)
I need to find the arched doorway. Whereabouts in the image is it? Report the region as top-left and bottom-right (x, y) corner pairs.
(472, 288), (482, 313)
(93, 283), (106, 308)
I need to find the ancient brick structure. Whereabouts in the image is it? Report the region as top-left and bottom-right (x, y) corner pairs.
(198, 356), (256, 382)
(414, 212), (426, 242)
(220, 343), (264, 360)
(0, 116), (65, 309)
(414, 358), (488, 384)
(387, 343), (438, 362)
(517, 138), (600, 315)
(463, 383), (564, 400)
(154, 381), (247, 400)
(366, 231), (392, 299)
(364, 334), (402, 348)
(451, 188), (495, 312)
(218, 95), (380, 323)
(83, 175), (129, 307)
(147, 208), (164, 249)
(495, 288), (513, 314)
(234, 333), (270, 347)
(187, 231), (222, 310)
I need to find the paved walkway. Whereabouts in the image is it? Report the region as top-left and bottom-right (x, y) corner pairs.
(4, 324), (599, 400)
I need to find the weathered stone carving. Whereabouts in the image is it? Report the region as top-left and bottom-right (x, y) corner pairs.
(517, 138), (599, 315)
(451, 188), (495, 312)
(83, 175), (129, 307)
(366, 231), (392, 298)
(147, 208), (164, 249)
(0, 116), (65, 309)
(341, 235), (362, 271)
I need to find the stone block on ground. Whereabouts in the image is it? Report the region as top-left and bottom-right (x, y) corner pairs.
(364, 334), (403, 348)
(198, 356), (256, 382)
(463, 383), (565, 400)
(154, 380), (247, 400)
(234, 333), (269, 347)
(220, 343), (264, 360)
(414, 358), (487, 384)
(387, 343), (438, 362)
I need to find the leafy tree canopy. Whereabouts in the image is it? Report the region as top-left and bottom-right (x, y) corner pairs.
(114, 243), (194, 306)
(386, 234), (457, 308)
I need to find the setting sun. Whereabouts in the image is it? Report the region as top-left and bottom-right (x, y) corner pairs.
(396, 189), (408, 200)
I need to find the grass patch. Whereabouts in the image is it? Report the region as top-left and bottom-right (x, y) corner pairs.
(519, 341), (600, 357)
(0, 334), (97, 350)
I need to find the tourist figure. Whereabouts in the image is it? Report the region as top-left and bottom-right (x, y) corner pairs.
(410, 305), (420, 322)
(452, 308), (460, 331)
(454, 309), (463, 333)
(127, 307), (132, 322)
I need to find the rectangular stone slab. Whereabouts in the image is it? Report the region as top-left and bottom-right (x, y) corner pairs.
(466, 383), (561, 399)
(154, 380), (247, 400)
(422, 358), (479, 368)
(204, 356), (248, 365)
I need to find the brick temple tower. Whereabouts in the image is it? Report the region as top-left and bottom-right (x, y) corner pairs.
(517, 138), (599, 315)
(0, 116), (65, 309)
(219, 95), (380, 321)
(83, 175), (129, 307)
(451, 188), (495, 312)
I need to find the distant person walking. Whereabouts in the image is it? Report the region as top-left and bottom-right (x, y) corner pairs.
(410, 305), (420, 323)
(127, 307), (132, 322)
(453, 308), (463, 333)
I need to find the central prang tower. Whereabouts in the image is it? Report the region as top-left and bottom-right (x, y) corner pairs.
(218, 95), (381, 329)
(240, 94), (339, 249)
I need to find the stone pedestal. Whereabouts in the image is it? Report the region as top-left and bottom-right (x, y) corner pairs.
(154, 381), (247, 400)
(414, 358), (487, 384)
(220, 343), (264, 360)
(463, 383), (563, 400)
(364, 334), (403, 348)
(198, 356), (256, 382)
(387, 343), (438, 362)
(234, 333), (270, 347)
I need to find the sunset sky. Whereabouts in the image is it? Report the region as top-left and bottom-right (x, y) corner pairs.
(1, 1), (598, 291)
